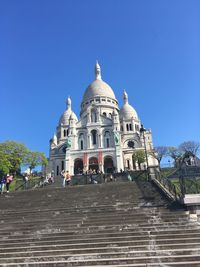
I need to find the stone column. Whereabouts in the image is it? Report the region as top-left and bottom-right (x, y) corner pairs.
(87, 134), (91, 149)
(65, 150), (71, 174)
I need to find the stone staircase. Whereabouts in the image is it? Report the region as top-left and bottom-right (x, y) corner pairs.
(0, 178), (200, 266)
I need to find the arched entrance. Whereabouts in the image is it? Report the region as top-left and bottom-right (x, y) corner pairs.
(89, 157), (99, 173)
(104, 156), (114, 173)
(74, 158), (83, 175)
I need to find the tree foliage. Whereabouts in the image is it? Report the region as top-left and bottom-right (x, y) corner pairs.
(0, 141), (29, 175)
(0, 141), (48, 176)
(25, 151), (48, 172)
(132, 149), (146, 169)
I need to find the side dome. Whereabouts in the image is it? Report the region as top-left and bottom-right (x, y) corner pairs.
(59, 110), (78, 125)
(119, 103), (138, 120)
(119, 90), (138, 120)
(82, 62), (116, 103)
(59, 97), (78, 125)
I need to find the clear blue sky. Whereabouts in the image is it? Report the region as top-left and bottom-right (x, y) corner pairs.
(0, 0), (199, 158)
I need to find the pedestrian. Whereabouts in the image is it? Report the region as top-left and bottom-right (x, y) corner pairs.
(0, 175), (6, 194)
(61, 170), (66, 187)
(6, 174), (13, 193)
(65, 171), (71, 186)
(23, 174), (29, 190)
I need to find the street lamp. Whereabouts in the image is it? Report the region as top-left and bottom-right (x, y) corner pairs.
(140, 124), (149, 180)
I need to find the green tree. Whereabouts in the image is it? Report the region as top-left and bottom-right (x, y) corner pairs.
(132, 149), (146, 170)
(0, 150), (12, 176)
(0, 141), (29, 174)
(25, 151), (48, 174)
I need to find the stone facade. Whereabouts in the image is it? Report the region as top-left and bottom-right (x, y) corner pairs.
(48, 62), (158, 176)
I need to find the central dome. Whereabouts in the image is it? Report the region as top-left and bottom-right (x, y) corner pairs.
(83, 79), (116, 102)
(82, 62), (116, 103)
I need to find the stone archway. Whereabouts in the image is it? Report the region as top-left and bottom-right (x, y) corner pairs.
(104, 156), (114, 173)
(89, 157), (99, 173)
(74, 158), (83, 175)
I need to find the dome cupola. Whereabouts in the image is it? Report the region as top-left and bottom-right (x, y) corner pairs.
(59, 96), (78, 125)
(81, 62), (118, 114)
(119, 90), (138, 120)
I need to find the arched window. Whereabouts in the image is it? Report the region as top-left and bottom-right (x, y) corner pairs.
(61, 161), (64, 171)
(67, 129), (69, 136)
(127, 160), (130, 169)
(81, 140), (83, 150)
(103, 112), (107, 117)
(106, 138), (110, 148)
(109, 113), (112, 118)
(79, 133), (84, 150)
(126, 124), (129, 131)
(91, 109), (97, 122)
(63, 130), (66, 137)
(91, 130), (97, 145)
(129, 124), (132, 131)
(104, 131), (111, 148)
(121, 125), (124, 131)
(56, 165), (59, 176)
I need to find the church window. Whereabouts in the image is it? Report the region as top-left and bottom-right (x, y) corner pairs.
(135, 125), (139, 131)
(121, 125), (124, 131)
(109, 113), (112, 118)
(67, 129), (69, 136)
(56, 166), (59, 176)
(126, 124), (129, 131)
(81, 140), (83, 150)
(103, 112), (107, 117)
(127, 160), (130, 169)
(96, 98), (100, 102)
(107, 99), (111, 102)
(112, 101), (115, 104)
(61, 161), (64, 171)
(91, 110), (97, 122)
(106, 138), (110, 148)
(104, 131), (111, 148)
(63, 129), (66, 137)
(128, 140), (135, 148)
(102, 99), (106, 102)
(90, 100), (94, 103)
(91, 130), (97, 145)
(129, 124), (132, 131)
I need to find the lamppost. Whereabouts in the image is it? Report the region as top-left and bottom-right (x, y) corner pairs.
(140, 124), (149, 180)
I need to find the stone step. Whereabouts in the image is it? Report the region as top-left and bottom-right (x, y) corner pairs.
(1, 262), (200, 267)
(1, 229), (200, 243)
(1, 248), (200, 264)
(1, 243), (200, 257)
(0, 180), (199, 265)
(1, 254), (200, 265)
(0, 217), (193, 231)
(2, 237), (200, 251)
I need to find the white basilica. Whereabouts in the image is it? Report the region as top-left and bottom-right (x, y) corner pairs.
(48, 62), (157, 176)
